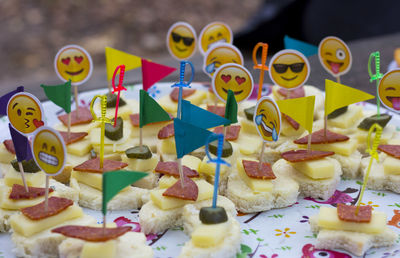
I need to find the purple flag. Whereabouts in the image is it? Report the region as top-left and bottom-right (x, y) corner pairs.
(9, 124), (32, 162)
(0, 86), (24, 116)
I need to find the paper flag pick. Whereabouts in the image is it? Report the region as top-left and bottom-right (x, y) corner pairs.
(284, 35), (318, 57)
(174, 118), (214, 159)
(166, 22), (197, 60)
(139, 89), (170, 128)
(378, 69), (400, 113)
(203, 43), (244, 78)
(254, 96), (282, 142)
(102, 170), (148, 215)
(276, 96), (315, 133)
(105, 47), (142, 81)
(181, 99), (230, 129)
(142, 59), (176, 91)
(198, 21), (233, 55)
(318, 36), (352, 78)
(224, 89), (238, 125)
(325, 79), (374, 115)
(41, 81), (71, 113)
(9, 124), (32, 162)
(0, 86), (24, 116)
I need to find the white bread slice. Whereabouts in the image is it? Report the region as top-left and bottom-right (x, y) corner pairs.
(309, 215), (397, 256)
(0, 207), (14, 232)
(333, 151), (362, 179)
(272, 158), (342, 200)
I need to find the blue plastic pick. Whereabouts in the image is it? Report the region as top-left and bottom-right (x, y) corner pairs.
(171, 61), (195, 119)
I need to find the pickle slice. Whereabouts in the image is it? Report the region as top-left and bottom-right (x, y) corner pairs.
(199, 206), (228, 224)
(11, 159), (41, 173)
(244, 105), (256, 121)
(105, 117), (123, 141)
(208, 140), (233, 158)
(125, 145), (152, 159)
(106, 93), (126, 108)
(358, 113), (392, 130)
(327, 106), (348, 119)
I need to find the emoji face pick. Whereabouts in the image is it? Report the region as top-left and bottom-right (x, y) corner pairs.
(203, 43), (243, 78)
(32, 127), (66, 176)
(378, 69), (400, 112)
(254, 96), (281, 142)
(212, 63), (253, 103)
(7, 92), (44, 135)
(167, 22), (197, 60)
(269, 50), (310, 89)
(318, 36), (352, 77)
(199, 22), (233, 55)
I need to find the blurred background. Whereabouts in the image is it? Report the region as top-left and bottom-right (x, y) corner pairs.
(1, 0), (400, 100)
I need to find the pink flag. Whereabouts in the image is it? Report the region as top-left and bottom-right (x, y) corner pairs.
(141, 59), (176, 91)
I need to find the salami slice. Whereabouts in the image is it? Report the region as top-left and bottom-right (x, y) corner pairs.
(21, 196), (73, 220)
(207, 105), (226, 117)
(158, 123), (175, 139)
(52, 225), (131, 242)
(58, 131), (88, 145)
(283, 114), (300, 130)
(337, 203), (372, 223)
(278, 87), (305, 99)
(378, 144), (400, 159)
(3, 139), (16, 154)
(73, 158), (128, 173)
(58, 107), (93, 126)
(294, 129), (349, 145)
(9, 184), (54, 200)
(162, 176), (198, 201)
(242, 160), (276, 180)
(170, 88), (196, 102)
(129, 113), (173, 127)
(213, 125), (241, 141)
(281, 150), (335, 163)
(155, 161), (199, 177)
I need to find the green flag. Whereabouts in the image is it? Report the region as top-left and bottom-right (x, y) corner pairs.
(102, 170), (147, 215)
(224, 89), (238, 125)
(40, 80), (72, 113)
(140, 89), (170, 127)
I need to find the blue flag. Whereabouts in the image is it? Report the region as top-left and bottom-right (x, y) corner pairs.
(181, 100), (230, 129)
(0, 86), (24, 116)
(174, 118), (215, 159)
(284, 35), (318, 57)
(9, 124), (32, 162)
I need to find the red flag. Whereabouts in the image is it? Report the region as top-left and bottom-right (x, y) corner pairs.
(141, 59), (176, 91)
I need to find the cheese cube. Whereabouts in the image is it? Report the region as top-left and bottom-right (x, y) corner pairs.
(182, 155), (202, 170)
(158, 176), (178, 189)
(160, 138), (176, 154)
(298, 139), (358, 156)
(291, 158), (334, 179)
(67, 138), (92, 156)
(121, 154), (158, 172)
(81, 240), (116, 258)
(191, 221), (229, 247)
(130, 121), (171, 138)
(199, 156), (229, 177)
(54, 121), (100, 133)
(356, 125), (395, 146)
(0, 186), (55, 210)
(9, 204), (83, 237)
(158, 91), (207, 113)
(317, 207), (386, 234)
(239, 118), (258, 135)
(327, 105), (363, 128)
(233, 134), (262, 155)
(383, 156), (400, 175)
(236, 159), (273, 192)
(0, 144), (15, 164)
(4, 168), (45, 187)
(71, 170), (102, 190)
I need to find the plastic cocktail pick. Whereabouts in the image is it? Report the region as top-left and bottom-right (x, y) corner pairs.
(90, 95), (111, 168)
(112, 64), (127, 127)
(368, 51), (384, 117)
(252, 42), (269, 100)
(204, 133), (230, 208)
(355, 123), (382, 214)
(171, 61), (194, 119)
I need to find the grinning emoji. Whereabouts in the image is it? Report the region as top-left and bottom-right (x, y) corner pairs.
(212, 63), (253, 103)
(54, 45), (93, 86)
(167, 22), (197, 60)
(318, 36), (352, 77)
(378, 69), (400, 112)
(7, 92), (44, 135)
(32, 127), (66, 175)
(203, 43), (243, 78)
(269, 49), (310, 90)
(254, 96), (281, 142)
(199, 22), (233, 55)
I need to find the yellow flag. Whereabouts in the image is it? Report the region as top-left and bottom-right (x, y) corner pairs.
(276, 96), (315, 133)
(325, 79), (374, 115)
(105, 47), (142, 80)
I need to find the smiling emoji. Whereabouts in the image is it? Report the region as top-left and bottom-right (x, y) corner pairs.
(212, 63), (253, 103)
(254, 96), (281, 142)
(378, 69), (400, 112)
(32, 127), (66, 175)
(167, 22), (197, 60)
(203, 43), (243, 78)
(7, 92), (44, 135)
(318, 36), (352, 77)
(54, 45), (93, 85)
(199, 21), (233, 55)
(269, 50), (310, 89)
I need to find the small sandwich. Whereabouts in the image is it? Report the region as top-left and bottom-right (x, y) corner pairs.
(0, 139), (18, 165)
(53, 223), (153, 258)
(9, 196), (95, 258)
(70, 158), (148, 210)
(55, 106), (98, 133)
(93, 92), (139, 120)
(360, 142), (400, 193)
(179, 206), (241, 258)
(226, 157), (299, 213)
(158, 88), (207, 115)
(274, 149), (342, 200)
(294, 129), (362, 178)
(309, 203), (397, 256)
